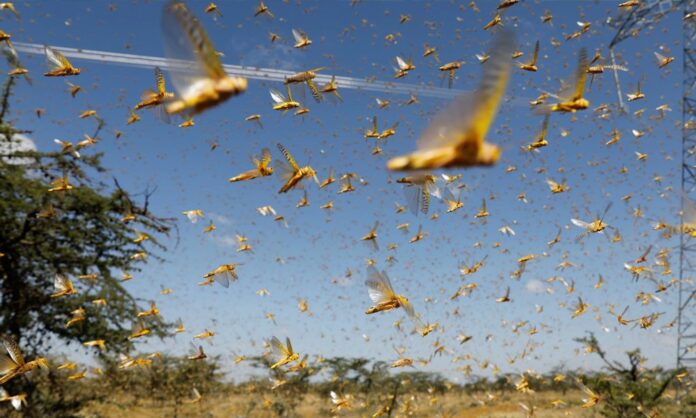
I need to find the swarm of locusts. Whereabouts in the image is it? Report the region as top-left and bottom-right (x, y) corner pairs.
(1, 0), (690, 415)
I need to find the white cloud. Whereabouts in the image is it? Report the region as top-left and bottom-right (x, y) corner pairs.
(239, 43), (301, 71)
(0, 134), (37, 165)
(212, 233), (237, 247)
(209, 212), (234, 226)
(525, 279), (546, 294)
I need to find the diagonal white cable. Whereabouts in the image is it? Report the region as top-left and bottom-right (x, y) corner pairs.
(13, 42), (463, 100)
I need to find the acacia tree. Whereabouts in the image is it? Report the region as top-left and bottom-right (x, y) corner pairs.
(247, 355), (316, 417)
(97, 353), (223, 418)
(575, 333), (681, 418)
(0, 71), (174, 416)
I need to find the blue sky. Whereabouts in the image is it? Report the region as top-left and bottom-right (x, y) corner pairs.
(2, 0), (685, 381)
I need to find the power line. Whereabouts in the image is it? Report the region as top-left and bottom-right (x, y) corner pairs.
(13, 42), (462, 100)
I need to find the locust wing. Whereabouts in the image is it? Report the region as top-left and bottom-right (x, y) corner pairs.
(162, 1), (226, 98)
(45, 46), (70, 70)
(366, 266), (396, 304)
(258, 147), (272, 170)
(155, 66), (166, 95)
(417, 30), (514, 152)
(277, 143), (299, 171)
(270, 88), (286, 104)
(571, 218), (590, 229)
(558, 48), (588, 102)
(270, 336), (290, 359)
(1, 335), (23, 369)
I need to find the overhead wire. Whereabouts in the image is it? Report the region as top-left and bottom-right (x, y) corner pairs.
(14, 42), (463, 100)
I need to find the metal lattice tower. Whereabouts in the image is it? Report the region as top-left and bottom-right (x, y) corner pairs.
(607, 0), (684, 111)
(678, 2), (696, 388)
(609, 0), (680, 47)
(609, 0), (696, 397)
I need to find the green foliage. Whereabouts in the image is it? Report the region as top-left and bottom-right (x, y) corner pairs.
(0, 69), (174, 417)
(246, 355), (317, 417)
(0, 351), (686, 417)
(2, 358), (104, 418)
(244, 355), (452, 417)
(319, 357), (384, 393)
(0, 354), (224, 418)
(100, 353), (223, 417)
(575, 333), (680, 418)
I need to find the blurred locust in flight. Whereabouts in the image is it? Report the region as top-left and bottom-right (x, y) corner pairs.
(0, 30), (17, 61)
(377, 120), (398, 140)
(439, 61), (461, 88)
(320, 75), (342, 101)
(0, 387), (26, 411)
(284, 67), (324, 103)
(204, 2), (221, 18)
(292, 28), (312, 48)
(586, 49), (628, 86)
(571, 203), (613, 240)
(525, 115), (550, 151)
(388, 31), (515, 170)
(44, 46), (80, 77)
(134, 67), (174, 111)
(0, 3), (19, 19)
(517, 40), (539, 72)
(365, 266), (423, 331)
(394, 55), (415, 78)
(270, 85), (301, 112)
(162, 1), (246, 115)
(364, 116), (379, 139)
(229, 148), (273, 182)
(52, 274), (77, 298)
(626, 79), (645, 102)
(254, 1), (274, 18)
(361, 221), (380, 251)
(270, 336), (299, 369)
(275, 143), (319, 193)
(396, 173), (442, 215)
(0, 335), (48, 385)
(544, 48), (590, 112)
(654, 50), (674, 68)
(203, 264), (240, 288)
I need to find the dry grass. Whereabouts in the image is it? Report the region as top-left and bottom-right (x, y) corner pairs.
(80, 390), (602, 418)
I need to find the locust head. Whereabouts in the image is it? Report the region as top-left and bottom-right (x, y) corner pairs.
(478, 142), (501, 165)
(216, 76), (247, 97)
(575, 97), (589, 109)
(33, 358), (49, 370)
